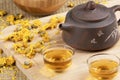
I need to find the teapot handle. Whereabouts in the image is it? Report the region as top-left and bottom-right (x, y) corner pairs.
(111, 5), (120, 12)
(111, 5), (120, 25)
(118, 19), (120, 25)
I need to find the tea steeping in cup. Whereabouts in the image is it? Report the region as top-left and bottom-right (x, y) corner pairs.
(87, 53), (120, 80)
(42, 44), (74, 72)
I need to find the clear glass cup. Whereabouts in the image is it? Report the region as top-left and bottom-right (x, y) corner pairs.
(42, 44), (74, 72)
(87, 53), (120, 80)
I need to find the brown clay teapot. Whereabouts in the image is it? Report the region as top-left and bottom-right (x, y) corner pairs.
(59, 1), (120, 51)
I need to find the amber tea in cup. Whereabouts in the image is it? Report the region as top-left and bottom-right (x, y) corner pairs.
(87, 53), (120, 80)
(42, 44), (74, 72)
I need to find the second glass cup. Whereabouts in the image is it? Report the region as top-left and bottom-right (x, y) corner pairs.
(42, 44), (74, 72)
(87, 53), (120, 80)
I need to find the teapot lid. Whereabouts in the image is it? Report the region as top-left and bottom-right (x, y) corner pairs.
(71, 1), (109, 22)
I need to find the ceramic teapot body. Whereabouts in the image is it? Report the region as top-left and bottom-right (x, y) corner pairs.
(59, 1), (120, 51)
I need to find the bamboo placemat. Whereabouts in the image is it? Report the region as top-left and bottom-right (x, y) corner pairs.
(0, 0), (109, 80)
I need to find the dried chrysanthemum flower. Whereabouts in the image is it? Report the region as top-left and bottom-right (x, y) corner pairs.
(0, 57), (6, 67)
(14, 41), (44, 58)
(23, 61), (32, 69)
(15, 13), (24, 20)
(31, 20), (42, 29)
(0, 56), (15, 67)
(6, 28), (34, 42)
(6, 56), (15, 66)
(0, 10), (7, 17)
(4, 16), (65, 59)
(67, 2), (74, 8)
(0, 49), (3, 55)
(6, 14), (15, 25)
(0, 66), (17, 80)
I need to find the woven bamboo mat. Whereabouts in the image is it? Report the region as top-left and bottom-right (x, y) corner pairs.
(0, 0), (108, 80)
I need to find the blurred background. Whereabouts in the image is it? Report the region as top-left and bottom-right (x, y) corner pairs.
(0, 0), (82, 19)
(0, 0), (108, 19)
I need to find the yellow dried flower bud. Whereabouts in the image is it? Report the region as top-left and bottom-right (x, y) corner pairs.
(67, 2), (74, 8)
(32, 20), (42, 28)
(23, 61), (32, 69)
(0, 57), (6, 67)
(0, 10), (7, 16)
(6, 15), (15, 25)
(6, 56), (15, 66)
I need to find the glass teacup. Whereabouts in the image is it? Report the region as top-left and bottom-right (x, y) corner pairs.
(42, 44), (74, 72)
(87, 53), (120, 80)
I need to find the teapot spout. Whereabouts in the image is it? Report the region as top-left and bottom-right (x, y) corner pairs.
(59, 23), (72, 31)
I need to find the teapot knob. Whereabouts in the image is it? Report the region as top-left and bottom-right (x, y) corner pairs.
(85, 1), (96, 10)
